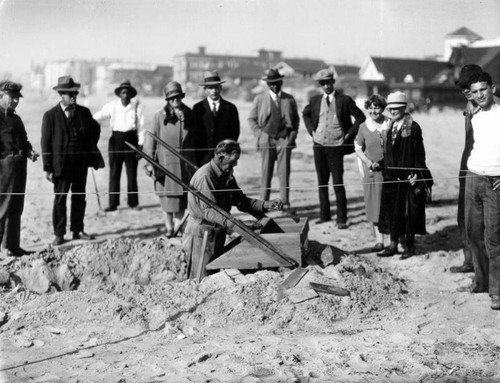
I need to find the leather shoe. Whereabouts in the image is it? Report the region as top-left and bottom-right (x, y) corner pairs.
(6, 248), (34, 257)
(400, 247), (415, 260)
(52, 236), (64, 246)
(457, 285), (488, 293)
(315, 218), (331, 224)
(377, 247), (398, 257)
(104, 206), (117, 212)
(491, 295), (500, 310)
(337, 222), (348, 229)
(72, 231), (95, 240)
(372, 243), (384, 252)
(450, 264), (474, 273)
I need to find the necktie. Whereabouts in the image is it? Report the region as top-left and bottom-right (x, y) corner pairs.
(275, 95), (280, 109)
(65, 105), (74, 121)
(391, 123), (398, 145)
(325, 96), (330, 107)
(212, 102), (217, 117)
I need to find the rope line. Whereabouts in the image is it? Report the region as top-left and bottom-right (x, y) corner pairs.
(0, 173), (484, 197)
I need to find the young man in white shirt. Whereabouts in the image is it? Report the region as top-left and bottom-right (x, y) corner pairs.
(93, 80), (144, 212)
(465, 71), (500, 310)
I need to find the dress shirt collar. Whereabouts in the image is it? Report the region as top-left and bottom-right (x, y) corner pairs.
(269, 90), (281, 101)
(207, 97), (220, 110)
(323, 91), (335, 101)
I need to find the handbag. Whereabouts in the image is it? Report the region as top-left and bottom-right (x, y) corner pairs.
(413, 168), (433, 204)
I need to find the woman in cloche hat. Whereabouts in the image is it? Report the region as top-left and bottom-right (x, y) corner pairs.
(143, 81), (199, 237)
(377, 91), (432, 259)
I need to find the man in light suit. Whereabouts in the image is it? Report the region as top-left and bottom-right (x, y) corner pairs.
(41, 76), (102, 246)
(193, 71), (240, 165)
(248, 69), (299, 210)
(302, 69), (365, 228)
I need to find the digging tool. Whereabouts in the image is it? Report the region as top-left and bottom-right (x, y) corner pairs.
(277, 267), (309, 301)
(90, 169), (102, 211)
(126, 142), (296, 267)
(172, 210), (189, 238)
(309, 282), (350, 297)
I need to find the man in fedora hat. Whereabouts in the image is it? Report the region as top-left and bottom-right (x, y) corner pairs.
(303, 69), (365, 228)
(41, 75), (102, 246)
(93, 80), (144, 212)
(248, 68), (299, 210)
(193, 71), (240, 165)
(0, 81), (39, 257)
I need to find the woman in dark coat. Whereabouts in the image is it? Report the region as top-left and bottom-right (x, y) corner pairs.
(377, 91), (432, 259)
(143, 81), (198, 237)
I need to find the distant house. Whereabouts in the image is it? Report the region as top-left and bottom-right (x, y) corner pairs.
(275, 58), (327, 79)
(173, 46), (328, 88)
(447, 45), (500, 87)
(173, 47), (277, 87)
(359, 56), (459, 108)
(444, 26), (483, 61)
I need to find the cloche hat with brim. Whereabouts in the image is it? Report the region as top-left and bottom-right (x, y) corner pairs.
(164, 81), (185, 100)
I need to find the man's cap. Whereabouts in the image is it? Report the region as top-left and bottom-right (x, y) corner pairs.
(214, 139), (241, 155)
(53, 76), (81, 92)
(455, 64), (483, 89)
(261, 68), (284, 83)
(386, 91), (408, 109)
(314, 69), (334, 82)
(0, 81), (23, 97)
(163, 81), (185, 100)
(114, 80), (138, 98)
(198, 70), (225, 86)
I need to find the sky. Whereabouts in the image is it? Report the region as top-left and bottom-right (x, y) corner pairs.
(0, 0), (499, 78)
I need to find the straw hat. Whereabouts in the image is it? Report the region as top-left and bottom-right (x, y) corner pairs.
(386, 91), (407, 109)
(198, 70), (225, 86)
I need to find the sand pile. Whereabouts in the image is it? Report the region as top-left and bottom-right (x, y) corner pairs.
(0, 239), (407, 336)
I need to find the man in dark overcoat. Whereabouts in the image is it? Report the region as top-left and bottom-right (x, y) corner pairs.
(302, 69), (366, 228)
(41, 76), (102, 246)
(0, 81), (38, 257)
(192, 71), (240, 165)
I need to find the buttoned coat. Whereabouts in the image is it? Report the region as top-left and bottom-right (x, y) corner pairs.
(192, 98), (240, 164)
(41, 104), (102, 177)
(302, 91), (365, 154)
(248, 91), (299, 150)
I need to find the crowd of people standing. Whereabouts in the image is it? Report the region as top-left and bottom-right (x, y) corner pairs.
(0, 65), (499, 309)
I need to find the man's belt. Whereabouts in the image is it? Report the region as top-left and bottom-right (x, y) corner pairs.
(0, 150), (24, 159)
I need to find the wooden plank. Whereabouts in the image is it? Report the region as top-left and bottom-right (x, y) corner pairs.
(280, 267), (309, 290)
(206, 233), (302, 269)
(127, 143), (296, 267)
(196, 231), (209, 283)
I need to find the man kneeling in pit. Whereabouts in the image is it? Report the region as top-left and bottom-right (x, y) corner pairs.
(183, 139), (283, 279)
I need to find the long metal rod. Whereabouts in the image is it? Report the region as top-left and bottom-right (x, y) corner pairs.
(145, 130), (199, 171)
(126, 142), (296, 267)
